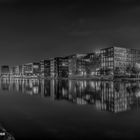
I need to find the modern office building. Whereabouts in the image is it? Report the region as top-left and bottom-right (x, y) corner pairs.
(55, 56), (69, 78)
(40, 59), (52, 78)
(100, 46), (140, 78)
(3, 46), (140, 79)
(50, 58), (56, 78)
(68, 54), (87, 77)
(23, 62), (40, 77)
(40, 58), (57, 78)
(32, 62), (40, 76)
(40, 59), (46, 77)
(83, 52), (101, 77)
(23, 63), (33, 76)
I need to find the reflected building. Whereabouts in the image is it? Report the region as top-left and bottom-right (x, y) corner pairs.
(53, 80), (140, 112)
(1, 78), (140, 113)
(0, 78), (10, 91)
(54, 80), (69, 100)
(22, 79), (40, 95)
(41, 79), (51, 97)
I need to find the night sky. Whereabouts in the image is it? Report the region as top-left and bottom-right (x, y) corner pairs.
(0, 0), (140, 66)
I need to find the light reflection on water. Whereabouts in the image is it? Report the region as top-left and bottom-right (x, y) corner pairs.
(1, 78), (140, 113)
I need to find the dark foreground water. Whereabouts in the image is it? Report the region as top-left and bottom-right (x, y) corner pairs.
(0, 78), (140, 139)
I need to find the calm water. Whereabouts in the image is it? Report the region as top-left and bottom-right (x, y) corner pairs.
(0, 78), (140, 139)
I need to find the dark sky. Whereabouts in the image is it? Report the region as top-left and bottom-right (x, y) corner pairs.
(0, 0), (140, 65)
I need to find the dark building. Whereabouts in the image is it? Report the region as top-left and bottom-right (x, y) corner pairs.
(40, 59), (52, 78)
(68, 54), (87, 77)
(32, 62), (40, 76)
(83, 51), (101, 77)
(55, 56), (69, 78)
(40, 58), (57, 78)
(18, 65), (23, 76)
(100, 47), (114, 76)
(1, 65), (10, 77)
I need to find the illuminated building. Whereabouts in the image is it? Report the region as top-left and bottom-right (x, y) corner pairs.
(100, 46), (140, 78)
(23, 62), (40, 77)
(40, 59), (50, 78)
(50, 58), (56, 78)
(6, 46), (140, 79)
(32, 62), (40, 76)
(23, 63), (33, 76)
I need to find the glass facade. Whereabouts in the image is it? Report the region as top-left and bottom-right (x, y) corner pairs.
(68, 54), (87, 77)
(100, 47), (114, 76)
(55, 57), (69, 78)
(23, 62), (40, 76)
(83, 52), (101, 76)
(2, 46), (140, 79)
(100, 46), (140, 78)
(40, 59), (51, 78)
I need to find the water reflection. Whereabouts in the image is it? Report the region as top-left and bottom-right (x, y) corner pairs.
(1, 78), (140, 113)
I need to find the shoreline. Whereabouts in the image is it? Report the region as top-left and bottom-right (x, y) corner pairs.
(1, 76), (140, 81)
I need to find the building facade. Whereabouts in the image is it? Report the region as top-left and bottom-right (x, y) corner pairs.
(32, 62), (40, 76)
(100, 46), (140, 78)
(23, 62), (40, 77)
(68, 54), (87, 77)
(83, 52), (101, 77)
(23, 63), (33, 76)
(55, 57), (69, 78)
(2, 46), (140, 79)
